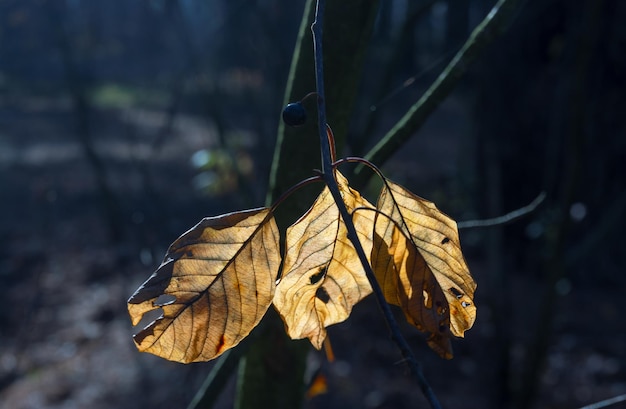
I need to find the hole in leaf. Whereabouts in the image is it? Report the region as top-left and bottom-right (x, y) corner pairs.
(315, 286), (330, 304)
(423, 289), (432, 308)
(309, 265), (327, 285)
(154, 294), (176, 306)
(131, 308), (164, 334)
(133, 326), (155, 344)
(449, 287), (463, 299)
(441, 237), (450, 245)
(462, 301), (472, 308)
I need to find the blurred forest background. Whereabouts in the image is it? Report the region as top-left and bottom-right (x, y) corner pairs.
(1, 0), (625, 408)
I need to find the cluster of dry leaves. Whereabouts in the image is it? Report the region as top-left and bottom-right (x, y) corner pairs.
(127, 170), (476, 363)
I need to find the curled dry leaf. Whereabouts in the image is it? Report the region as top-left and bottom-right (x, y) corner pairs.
(374, 180), (476, 357)
(273, 171), (375, 349)
(127, 208), (280, 363)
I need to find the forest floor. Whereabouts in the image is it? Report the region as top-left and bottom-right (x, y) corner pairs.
(0, 95), (624, 409)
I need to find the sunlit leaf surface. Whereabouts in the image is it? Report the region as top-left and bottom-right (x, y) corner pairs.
(374, 180), (476, 356)
(273, 171), (375, 349)
(127, 208), (280, 363)
(372, 221), (453, 358)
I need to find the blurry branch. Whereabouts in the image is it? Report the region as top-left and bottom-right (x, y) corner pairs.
(186, 346), (245, 409)
(129, 0), (197, 234)
(578, 394), (626, 409)
(156, 0), (256, 205)
(47, 0), (123, 241)
(458, 192), (546, 229)
(152, 0), (200, 153)
(186, 351), (235, 409)
(352, 0), (522, 187)
(352, 0), (438, 155)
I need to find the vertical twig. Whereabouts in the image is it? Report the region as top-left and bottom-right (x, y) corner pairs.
(311, 1), (442, 408)
(239, 2), (381, 407)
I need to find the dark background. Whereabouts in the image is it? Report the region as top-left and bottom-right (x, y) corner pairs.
(1, 0), (625, 408)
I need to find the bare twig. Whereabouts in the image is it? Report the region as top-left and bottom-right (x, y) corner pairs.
(458, 192), (546, 229)
(578, 394), (626, 409)
(311, 1), (442, 408)
(186, 350), (237, 409)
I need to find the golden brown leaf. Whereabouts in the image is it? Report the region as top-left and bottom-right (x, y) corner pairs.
(273, 171), (375, 349)
(371, 222), (453, 358)
(375, 180), (476, 351)
(127, 208), (280, 363)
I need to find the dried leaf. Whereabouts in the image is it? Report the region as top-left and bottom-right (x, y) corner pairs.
(127, 208), (280, 363)
(374, 180), (476, 352)
(273, 171), (375, 349)
(372, 222), (453, 358)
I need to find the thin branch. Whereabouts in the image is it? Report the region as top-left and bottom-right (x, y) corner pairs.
(311, 1), (442, 408)
(312, 0), (331, 174)
(458, 192), (546, 229)
(269, 176), (323, 213)
(578, 394), (626, 409)
(352, 0), (522, 187)
(187, 331), (258, 409)
(186, 350), (238, 409)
